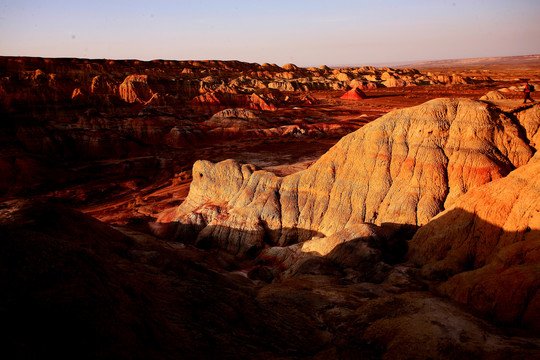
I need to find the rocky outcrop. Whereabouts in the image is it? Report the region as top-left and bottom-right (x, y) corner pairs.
(204, 108), (266, 129)
(163, 98), (533, 255)
(190, 91), (277, 112)
(282, 63), (299, 71)
(340, 87), (367, 100)
(383, 76), (407, 87)
(247, 92), (277, 111)
(480, 90), (506, 100)
(90, 75), (116, 95)
(407, 151), (540, 330)
(118, 74), (153, 103)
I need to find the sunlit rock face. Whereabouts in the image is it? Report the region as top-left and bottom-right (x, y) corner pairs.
(163, 98), (534, 255)
(118, 74), (153, 103)
(408, 151), (540, 330)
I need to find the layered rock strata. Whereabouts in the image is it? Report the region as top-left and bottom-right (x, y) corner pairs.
(163, 98), (534, 255)
(408, 151), (540, 329)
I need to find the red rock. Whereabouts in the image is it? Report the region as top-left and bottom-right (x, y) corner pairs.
(340, 87), (367, 100)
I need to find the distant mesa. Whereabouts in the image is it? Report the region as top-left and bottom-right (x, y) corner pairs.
(340, 87), (367, 100)
(90, 75), (115, 95)
(190, 90), (277, 112)
(383, 76), (407, 87)
(335, 72), (351, 82)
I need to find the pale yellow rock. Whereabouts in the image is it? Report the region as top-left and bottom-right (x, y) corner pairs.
(382, 76), (406, 87)
(334, 72), (350, 82)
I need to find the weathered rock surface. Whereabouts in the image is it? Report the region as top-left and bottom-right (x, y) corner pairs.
(164, 98), (534, 255)
(408, 150), (540, 330)
(204, 108), (266, 129)
(118, 74), (153, 103)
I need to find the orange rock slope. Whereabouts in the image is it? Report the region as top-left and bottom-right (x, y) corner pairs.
(340, 87), (367, 100)
(408, 150), (540, 330)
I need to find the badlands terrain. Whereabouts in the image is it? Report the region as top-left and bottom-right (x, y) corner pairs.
(1, 55), (540, 359)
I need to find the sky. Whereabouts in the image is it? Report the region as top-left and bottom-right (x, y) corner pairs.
(1, 0), (540, 67)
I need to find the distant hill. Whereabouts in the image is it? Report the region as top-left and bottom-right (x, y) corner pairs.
(402, 54), (540, 70)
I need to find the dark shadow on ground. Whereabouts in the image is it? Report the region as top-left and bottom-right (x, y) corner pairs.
(1, 199), (539, 359)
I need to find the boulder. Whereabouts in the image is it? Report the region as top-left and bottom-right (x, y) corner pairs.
(301, 223), (382, 256)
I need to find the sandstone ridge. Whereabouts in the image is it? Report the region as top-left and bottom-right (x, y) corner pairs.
(163, 98), (536, 256)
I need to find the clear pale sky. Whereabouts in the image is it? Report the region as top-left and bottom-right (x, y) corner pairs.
(1, 0), (540, 67)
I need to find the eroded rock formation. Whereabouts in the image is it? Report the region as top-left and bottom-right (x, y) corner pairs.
(480, 90), (506, 100)
(408, 150), (540, 329)
(118, 74), (153, 103)
(340, 87), (367, 100)
(163, 98), (534, 255)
